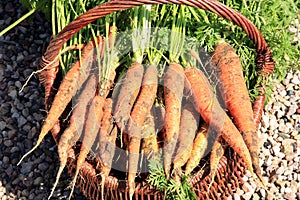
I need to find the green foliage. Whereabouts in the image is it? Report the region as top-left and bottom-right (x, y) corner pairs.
(147, 159), (197, 200)
(21, 0), (51, 20)
(187, 0), (299, 101)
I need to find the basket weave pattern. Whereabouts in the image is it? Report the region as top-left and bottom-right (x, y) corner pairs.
(38, 0), (275, 199)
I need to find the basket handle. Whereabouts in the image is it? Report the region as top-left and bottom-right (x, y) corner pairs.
(41, 0), (275, 125)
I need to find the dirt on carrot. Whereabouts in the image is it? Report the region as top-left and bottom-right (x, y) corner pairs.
(96, 98), (116, 200)
(48, 74), (97, 199)
(208, 138), (225, 190)
(113, 62), (144, 133)
(184, 67), (255, 177)
(141, 109), (159, 160)
(211, 41), (264, 185)
(173, 102), (200, 171)
(68, 94), (105, 200)
(17, 38), (99, 166)
(163, 63), (185, 179)
(126, 64), (158, 198)
(185, 123), (209, 175)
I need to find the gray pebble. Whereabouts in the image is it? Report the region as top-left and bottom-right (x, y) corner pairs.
(22, 108), (29, 117)
(38, 163), (49, 172)
(33, 177), (44, 186)
(8, 89), (17, 99)
(10, 146), (19, 153)
(3, 140), (13, 147)
(17, 54), (24, 62)
(18, 116), (27, 127)
(0, 121), (6, 130)
(2, 156), (9, 165)
(20, 162), (33, 174)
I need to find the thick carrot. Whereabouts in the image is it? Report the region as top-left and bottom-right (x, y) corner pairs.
(48, 74), (97, 200)
(113, 62), (144, 132)
(208, 138), (225, 190)
(173, 102), (200, 171)
(185, 123), (209, 175)
(163, 63), (185, 178)
(127, 64), (158, 199)
(17, 38), (101, 165)
(211, 41), (263, 184)
(184, 67), (255, 176)
(68, 95), (105, 200)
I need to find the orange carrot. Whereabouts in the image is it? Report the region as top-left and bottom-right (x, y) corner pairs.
(38, 43), (86, 108)
(113, 62), (144, 132)
(154, 105), (166, 150)
(212, 41), (263, 184)
(126, 65), (158, 199)
(208, 138), (225, 190)
(17, 38), (98, 166)
(96, 98), (116, 200)
(163, 63), (185, 179)
(173, 102), (200, 171)
(68, 95), (105, 199)
(68, 67), (116, 199)
(184, 67), (255, 176)
(185, 123), (209, 175)
(141, 110), (159, 160)
(47, 74), (97, 199)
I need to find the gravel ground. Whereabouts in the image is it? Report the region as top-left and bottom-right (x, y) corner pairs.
(0, 1), (299, 200)
(0, 1), (87, 199)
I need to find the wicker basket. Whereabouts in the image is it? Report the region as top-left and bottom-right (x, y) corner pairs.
(38, 0), (275, 199)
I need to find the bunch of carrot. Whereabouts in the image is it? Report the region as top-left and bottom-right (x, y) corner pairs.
(18, 4), (266, 199)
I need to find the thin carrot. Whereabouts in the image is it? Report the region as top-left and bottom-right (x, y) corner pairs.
(184, 67), (255, 177)
(47, 74), (97, 200)
(211, 41), (264, 184)
(173, 102), (200, 171)
(68, 66), (116, 199)
(97, 98), (115, 200)
(208, 138), (225, 190)
(141, 109), (159, 160)
(154, 104), (166, 150)
(113, 62), (144, 132)
(68, 95), (105, 200)
(185, 123), (209, 175)
(17, 38), (98, 166)
(127, 64), (158, 199)
(163, 63), (185, 179)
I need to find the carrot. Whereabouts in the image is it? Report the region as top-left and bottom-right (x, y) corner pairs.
(185, 123), (209, 175)
(17, 38), (98, 166)
(26, 44), (86, 110)
(96, 98), (116, 200)
(141, 109), (159, 160)
(68, 95), (105, 200)
(184, 67), (255, 177)
(47, 74), (97, 199)
(208, 138), (225, 190)
(113, 62), (144, 133)
(173, 102), (200, 171)
(163, 63), (185, 179)
(211, 41), (264, 184)
(154, 104), (166, 150)
(68, 66), (116, 199)
(126, 64), (158, 199)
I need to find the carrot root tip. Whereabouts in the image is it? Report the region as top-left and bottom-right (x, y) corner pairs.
(17, 142), (40, 166)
